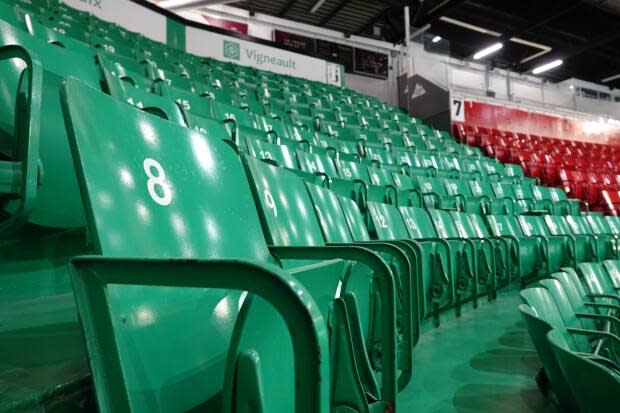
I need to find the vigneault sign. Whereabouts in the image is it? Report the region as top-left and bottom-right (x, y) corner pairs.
(187, 28), (342, 85)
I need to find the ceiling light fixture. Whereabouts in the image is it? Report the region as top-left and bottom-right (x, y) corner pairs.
(473, 42), (503, 60)
(432, 35), (442, 43)
(532, 59), (563, 75)
(310, 0), (327, 14)
(602, 73), (620, 83)
(158, 0), (240, 10)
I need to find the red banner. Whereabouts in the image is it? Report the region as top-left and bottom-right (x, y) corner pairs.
(202, 14), (248, 34)
(458, 99), (620, 145)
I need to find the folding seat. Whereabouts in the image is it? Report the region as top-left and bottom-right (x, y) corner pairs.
(577, 262), (620, 304)
(442, 179), (489, 215)
(601, 260), (620, 290)
(418, 152), (459, 179)
(544, 215), (597, 264)
(26, 16), (93, 55)
(332, 159), (396, 207)
(242, 137), (300, 170)
(519, 291), (581, 413)
(566, 214), (618, 260)
(465, 213), (513, 286)
(103, 75), (187, 125)
(587, 214), (620, 256)
(486, 215), (550, 285)
(513, 182), (553, 214)
(98, 52), (155, 92)
(152, 67), (195, 92)
(61, 78), (396, 412)
(469, 180), (515, 214)
(364, 145), (395, 165)
(390, 149), (432, 177)
(211, 100), (273, 143)
(490, 182), (534, 215)
(548, 329), (620, 413)
(417, 176), (465, 211)
(518, 215), (571, 271)
(365, 202), (453, 326)
(157, 83), (212, 118)
(428, 209), (495, 303)
(242, 156), (400, 409)
(304, 183), (417, 387)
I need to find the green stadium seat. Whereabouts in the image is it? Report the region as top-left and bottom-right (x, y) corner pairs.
(0, 18), (101, 231)
(444, 179), (491, 215)
(61, 77), (346, 412)
(304, 181), (418, 389)
(486, 215), (547, 285)
(243, 137), (298, 169)
(104, 75), (187, 125)
(548, 329), (620, 413)
(417, 176), (465, 211)
(544, 215), (597, 264)
(242, 155), (399, 409)
(519, 215), (570, 270)
(366, 202), (453, 326)
(519, 289), (579, 413)
(565, 215), (615, 260)
(427, 209), (491, 305)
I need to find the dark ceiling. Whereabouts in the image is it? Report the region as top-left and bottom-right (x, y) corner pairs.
(232, 0), (620, 86)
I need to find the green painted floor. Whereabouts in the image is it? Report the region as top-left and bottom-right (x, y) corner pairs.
(399, 289), (555, 413)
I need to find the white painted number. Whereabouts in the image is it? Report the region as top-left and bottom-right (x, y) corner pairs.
(143, 158), (172, 206)
(377, 213), (388, 229)
(265, 189), (277, 217)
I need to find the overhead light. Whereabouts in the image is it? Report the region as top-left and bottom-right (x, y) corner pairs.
(432, 36), (442, 43)
(532, 59), (563, 75)
(158, 0), (240, 11)
(473, 42), (503, 60)
(602, 73), (620, 83)
(310, 0), (327, 13)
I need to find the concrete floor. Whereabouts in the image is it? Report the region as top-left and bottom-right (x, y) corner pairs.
(399, 290), (555, 413)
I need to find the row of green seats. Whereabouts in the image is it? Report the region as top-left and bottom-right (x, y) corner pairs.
(519, 261), (620, 413)
(61, 77), (405, 412)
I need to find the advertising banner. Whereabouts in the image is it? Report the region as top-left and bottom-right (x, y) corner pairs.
(61, 0), (166, 42)
(187, 26), (343, 86)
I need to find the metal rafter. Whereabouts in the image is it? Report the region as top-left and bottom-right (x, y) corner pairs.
(277, 0), (298, 17)
(319, 0), (351, 26)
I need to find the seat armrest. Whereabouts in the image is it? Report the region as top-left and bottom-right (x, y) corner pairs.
(70, 256), (330, 413)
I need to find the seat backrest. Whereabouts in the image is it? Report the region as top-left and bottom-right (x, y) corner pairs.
(337, 195), (372, 242)
(366, 201), (410, 240)
(244, 137), (298, 169)
(427, 209), (460, 238)
(602, 260), (620, 289)
(297, 150), (339, 177)
(398, 206), (438, 238)
(336, 159), (370, 182)
(61, 78), (301, 412)
(450, 212), (478, 238)
(577, 262), (615, 296)
(305, 182), (355, 243)
(586, 214), (612, 235)
(243, 156), (326, 248)
(518, 215), (550, 236)
(520, 287), (567, 333)
(544, 215), (571, 236)
(564, 216), (591, 235)
(539, 279), (592, 346)
(486, 215), (523, 237)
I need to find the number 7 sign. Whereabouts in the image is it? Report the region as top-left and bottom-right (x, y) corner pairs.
(451, 96), (465, 122)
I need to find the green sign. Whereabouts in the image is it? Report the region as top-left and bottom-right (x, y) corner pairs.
(223, 40), (240, 60)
